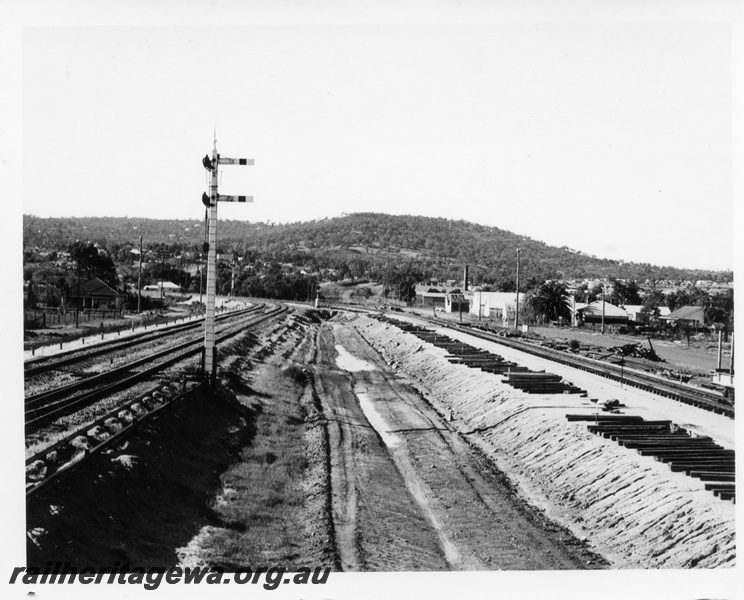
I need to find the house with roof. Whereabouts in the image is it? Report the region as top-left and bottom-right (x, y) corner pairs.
(67, 278), (125, 311)
(623, 305), (671, 322)
(576, 300), (629, 326)
(662, 305), (706, 329)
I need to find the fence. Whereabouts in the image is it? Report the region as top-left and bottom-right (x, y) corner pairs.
(24, 306), (212, 353)
(24, 308), (124, 329)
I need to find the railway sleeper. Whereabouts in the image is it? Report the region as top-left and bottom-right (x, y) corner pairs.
(605, 432), (696, 440)
(660, 458), (734, 468)
(104, 417), (124, 433)
(26, 460), (47, 482)
(604, 426), (715, 444)
(130, 403), (149, 416)
(40, 440), (87, 474)
(669, 463), (735, 474)
(715, 491), (736, 501)
(505, 372), (560, 379)
(606, 432), (677, 440)
(616, 434), (716, 442)
(512, 385), (584, 394)
(86, 425), (110, 443)
(690, 472), (736, 482)
(619, 438), (716, 446)
(621, 444), (722, 452)
(507, 381), (570, 388)
(646, 451), (734, 461)
(482, 366), (529, 373)
(69, 435), (91, 451)
(479, 365), (518, 371)
(704, 483), (736, 492)
(530, 388), (585, 395)
(662, 459), (735, 469)
(452, 361), (509, 368)
(660, 454), (733, 463)
(638, 447), (734, 455)
(117, 409), (136, 423)
(587, 420), (673, 428)
(445, 352), (494, 358)
(604, 431), (680, 439)
(566, 415), (644, 422)
(669, 458), (735, 467)
(622, 445), (722, 454)
(592, 426), (676, 435)
(450, 360), (505, 366)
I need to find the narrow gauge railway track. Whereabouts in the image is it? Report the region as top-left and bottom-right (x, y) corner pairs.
(26, 379), (207, 499)
(25, 304), (266, 406)
(25, 305), (288, 431)
(24, 304), (263, 378)
(412, 316), (734, 418)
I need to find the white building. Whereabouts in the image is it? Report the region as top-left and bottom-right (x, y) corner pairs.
(467, 291), (525, 327)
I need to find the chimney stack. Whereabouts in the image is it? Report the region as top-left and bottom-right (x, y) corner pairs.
(464, 265), (469, 291)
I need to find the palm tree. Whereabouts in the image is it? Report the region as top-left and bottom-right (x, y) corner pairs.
(529, 281), (571, 324)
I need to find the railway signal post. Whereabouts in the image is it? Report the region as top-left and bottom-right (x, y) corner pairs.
(201, 135), (254, 385)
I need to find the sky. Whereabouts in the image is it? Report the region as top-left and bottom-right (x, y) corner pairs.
(10, 3), (739, 271)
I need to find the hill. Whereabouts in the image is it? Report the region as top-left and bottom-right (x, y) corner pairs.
(22, 213), (731, 286)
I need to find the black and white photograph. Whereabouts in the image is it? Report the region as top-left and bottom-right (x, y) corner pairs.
(2, 1), (741, 598)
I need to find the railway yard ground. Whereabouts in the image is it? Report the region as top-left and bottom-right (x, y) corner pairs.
(17, 302), (737, 582)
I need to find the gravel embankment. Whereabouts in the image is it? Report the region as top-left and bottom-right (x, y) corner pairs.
(356, 316), (736, 569)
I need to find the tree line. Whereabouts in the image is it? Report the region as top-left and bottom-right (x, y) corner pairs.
(24, 213), (733, 287)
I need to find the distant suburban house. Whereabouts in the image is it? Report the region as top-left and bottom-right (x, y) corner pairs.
(662, 305), (706, 328)
(576, 300), (629, 325)
(623, 305), (671, 322)
(67, 277), (125, 311)
(116, 265), (135, 280)
(142, 281), (184, 296)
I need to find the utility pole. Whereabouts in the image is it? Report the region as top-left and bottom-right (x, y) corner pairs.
(74, 243), (81, 328)
(571, 294), (576, 327)
(731, 333), (735, 377)
(160, 251), (165, 305)
(137, 235), (143, 313)
(201, 133), (254, 384)
(601, 285), (606, 335)
(514, 248), (520, 330)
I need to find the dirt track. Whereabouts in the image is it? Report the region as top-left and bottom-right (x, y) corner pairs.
(310, 317), (602, 570)
(26, 307), (733, 572)
(359, 313), (735, 568)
